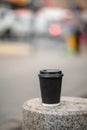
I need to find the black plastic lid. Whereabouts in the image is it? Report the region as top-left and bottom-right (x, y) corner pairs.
(39, 69), (63, 78)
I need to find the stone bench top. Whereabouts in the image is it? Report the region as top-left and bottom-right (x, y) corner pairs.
(23, 97), (87, 116)
(23, 97), (87, 130)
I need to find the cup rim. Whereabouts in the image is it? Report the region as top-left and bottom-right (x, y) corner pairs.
(38, 73), (63, 78)
(39, 69), (63, 78)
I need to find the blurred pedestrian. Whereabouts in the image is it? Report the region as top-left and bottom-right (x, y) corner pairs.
(65, 1), (82, 53)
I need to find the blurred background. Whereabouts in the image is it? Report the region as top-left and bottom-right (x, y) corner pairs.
(0, 0), (87, 129)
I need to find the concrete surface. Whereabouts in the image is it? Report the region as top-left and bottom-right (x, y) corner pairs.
(22, 97), (87, 130)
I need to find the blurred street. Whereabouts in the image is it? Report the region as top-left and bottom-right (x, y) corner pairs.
(0, 0), (87, 129)
(0, 37), (87, 123)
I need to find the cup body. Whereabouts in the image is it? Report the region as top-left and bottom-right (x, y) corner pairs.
(39, 69), (63, 105)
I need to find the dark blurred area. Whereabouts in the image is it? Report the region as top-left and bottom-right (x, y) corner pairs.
(0, 0), (87, 130)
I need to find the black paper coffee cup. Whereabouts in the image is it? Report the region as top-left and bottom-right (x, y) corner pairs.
(39, 69), (63, 106)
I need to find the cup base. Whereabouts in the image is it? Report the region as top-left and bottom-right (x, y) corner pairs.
(42, 103), (60, 107)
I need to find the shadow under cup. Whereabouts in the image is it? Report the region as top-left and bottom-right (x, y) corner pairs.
(39, 69), (63, 106)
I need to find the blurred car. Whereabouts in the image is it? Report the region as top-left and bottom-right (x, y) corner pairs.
(0, 7), (68, 38)
(11, 7), (68, 38)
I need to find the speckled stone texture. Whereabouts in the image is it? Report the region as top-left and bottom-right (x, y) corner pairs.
(22, 97), (87, 130)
